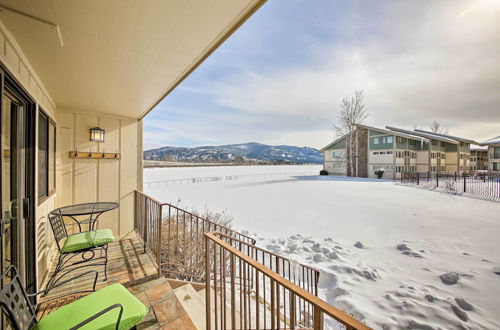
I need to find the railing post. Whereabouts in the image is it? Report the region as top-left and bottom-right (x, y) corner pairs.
(134, 191), (137, 230)
(464, 174), (466, 192)
(270, 279), (276, 329)
(276, 260), (280, 329)
(290, 292), (296, 330)
(144, 197), (148, 253)
(313, 307), (323, 330)
(417, 172), (419, 185)
(157, 205), (162, 277)
(205, 236), (211, 330)
(230, 254), (236, 330)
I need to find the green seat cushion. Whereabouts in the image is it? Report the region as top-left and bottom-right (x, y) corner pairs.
(33, 283), (148, 330)
(62, 229), (114, 253)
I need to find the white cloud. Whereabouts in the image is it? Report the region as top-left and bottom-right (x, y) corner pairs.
(200, 0), (500, 145)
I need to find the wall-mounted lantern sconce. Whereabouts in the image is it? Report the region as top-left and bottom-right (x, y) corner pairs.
(90, 127), (105, 143)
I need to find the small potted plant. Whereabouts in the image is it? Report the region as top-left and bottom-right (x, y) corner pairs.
(374, 169), (384, 179)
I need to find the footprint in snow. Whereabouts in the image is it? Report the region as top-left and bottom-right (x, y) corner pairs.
(354, 241), (364, 249)
(440, 272), (459, 285)
(455, 298), (474, 311)
(451, 305), (468, 322)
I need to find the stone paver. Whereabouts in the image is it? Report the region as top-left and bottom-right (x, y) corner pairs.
(40, 232), (198, 329)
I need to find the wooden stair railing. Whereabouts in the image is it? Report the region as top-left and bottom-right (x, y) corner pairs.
(205, 232), (372, 330)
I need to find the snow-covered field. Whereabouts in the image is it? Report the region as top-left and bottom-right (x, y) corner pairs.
(144, 165), (500, 329)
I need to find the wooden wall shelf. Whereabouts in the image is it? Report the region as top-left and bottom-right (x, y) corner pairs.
(69, 151), (121, 159)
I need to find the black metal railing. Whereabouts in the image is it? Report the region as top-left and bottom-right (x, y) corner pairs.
(134, 191), (320, 295)
(400, 172), (500, 202)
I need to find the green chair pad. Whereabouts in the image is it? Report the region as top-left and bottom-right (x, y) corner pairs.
(33, 283), (148, 330)
(62, 229), (114, 253)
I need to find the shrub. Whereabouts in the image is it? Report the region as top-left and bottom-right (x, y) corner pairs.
(374, 170), (384, 179)
(160, 204), (234, 282)
(320, 170), (329, 175)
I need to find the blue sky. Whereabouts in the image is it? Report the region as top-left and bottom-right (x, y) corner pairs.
(144, 0), (500, 150)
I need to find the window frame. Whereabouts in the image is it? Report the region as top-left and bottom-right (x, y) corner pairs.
(38, 108), (56, 205)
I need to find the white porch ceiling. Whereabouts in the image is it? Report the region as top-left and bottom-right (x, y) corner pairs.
(0, 0), (265, 119)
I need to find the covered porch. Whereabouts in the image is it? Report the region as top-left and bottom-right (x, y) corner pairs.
(39, 232), (201, 329)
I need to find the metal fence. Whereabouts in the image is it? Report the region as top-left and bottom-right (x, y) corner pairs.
(144, 170), (318, 188)
(400, 172), (500, 202)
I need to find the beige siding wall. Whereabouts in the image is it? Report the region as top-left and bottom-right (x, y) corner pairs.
(368, 151), (394, 179)
(0, 20), (58, 286)
(0, 20), (143, 288)
(416, 151), (429, 172)
(58, 110), (142, 238)
(445, 152), (458, 173)
(323, 149), (347, 175)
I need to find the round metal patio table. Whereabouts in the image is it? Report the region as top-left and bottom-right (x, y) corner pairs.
(54, 202), (119, 232)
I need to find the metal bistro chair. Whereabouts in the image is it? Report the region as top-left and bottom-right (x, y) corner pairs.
(0, 266), (148, 330)
(46, 210), (114, 290)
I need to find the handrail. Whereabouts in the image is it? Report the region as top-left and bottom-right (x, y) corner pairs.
(134, 190), (259, 283)
(205, 231), (372, 330)
(134, 190), (255, 244)
(163, 202), (256, 244)
(135, 189), (164, 205)
(218, 232), (320, 274)
(214, 232), (320, 296)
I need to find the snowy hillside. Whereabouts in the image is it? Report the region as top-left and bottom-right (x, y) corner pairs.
(144, 166), (500, 329)
(143, 142), (322, 164)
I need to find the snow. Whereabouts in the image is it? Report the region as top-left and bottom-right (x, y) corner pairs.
(144, 165), (500, 329)
(480, 136), (500, 145)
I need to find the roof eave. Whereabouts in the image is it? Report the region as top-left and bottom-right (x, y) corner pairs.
(138, 0), (267, 120)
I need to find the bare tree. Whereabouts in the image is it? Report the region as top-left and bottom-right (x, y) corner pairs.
(333, 90), (368, 177)
(430, 120), (448, 134)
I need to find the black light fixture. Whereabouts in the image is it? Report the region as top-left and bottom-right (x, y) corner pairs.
(90, 127), (105, 143)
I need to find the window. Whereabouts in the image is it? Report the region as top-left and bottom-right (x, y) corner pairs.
(38, 110), (56, 203)
(374, 165), (393, 172)
(373, 138), (379, 145)
(387, 151), (393, 155)
(396, 136), (403, 143)
(332, 151), (344, 158)
(373, 152), (379, 155)
(387, 136), (393, 144)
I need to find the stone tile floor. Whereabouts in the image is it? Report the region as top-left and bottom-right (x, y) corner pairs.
(40, 232), (197, 329)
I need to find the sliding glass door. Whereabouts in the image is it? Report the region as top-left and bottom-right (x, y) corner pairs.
(0, 69), (36, 295)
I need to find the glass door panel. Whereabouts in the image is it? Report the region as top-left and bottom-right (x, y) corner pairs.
(1, 92), (25, 282)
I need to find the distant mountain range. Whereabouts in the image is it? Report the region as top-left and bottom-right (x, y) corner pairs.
(144, 142), (322, 164)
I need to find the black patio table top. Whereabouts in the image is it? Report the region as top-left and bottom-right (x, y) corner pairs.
(55, 202), (119, 216)
(53, 202), (119, 231)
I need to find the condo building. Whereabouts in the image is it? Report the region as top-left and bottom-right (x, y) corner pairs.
(481, 136), (500, 172)
(321, 124), (428, 179)
(470, 146), (488, 171)
(321, 125), (476, 179)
